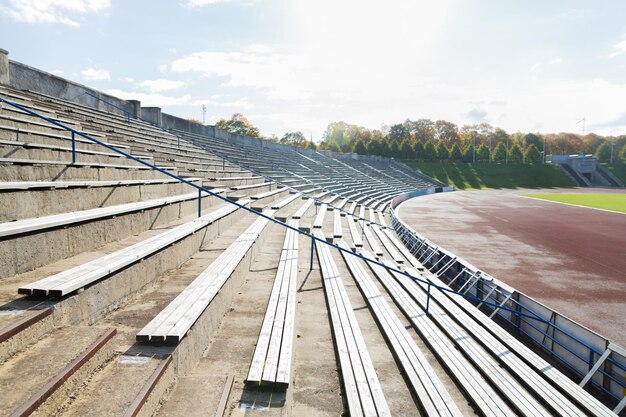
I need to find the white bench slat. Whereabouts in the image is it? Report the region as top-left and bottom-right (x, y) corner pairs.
(0, 177), (202, 191)
(371, 225), (404, 264)
(251, 187), (285, 200)
(362, 224), (384, 257)
(137, 212), (271, 343)
(338, 243), (463, 417)
(312, 204), (327, 229)
(18, 202), (242, 296)
(366, 258), (516, 416)
(347, 216), (363, 249)
(247, 223), (299, 384)
(333, 209), (343, 238)
(314, 231), (391, 417)
(292, 198), (314, 219)
(387, 263), (553, 417)
(0, 190), (219, 238)
(230, 181), (271, 191)
(271, 193), (300, 210)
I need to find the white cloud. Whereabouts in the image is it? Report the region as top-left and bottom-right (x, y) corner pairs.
(137, 79), (185, 93)
(81, 67), (110, 80)
(608, 38), (626, 59)
(180, 0), (258, 7)
(0, 0), (110, 28)
(548, 58), (562, 66)
(105, 89), (192, 107)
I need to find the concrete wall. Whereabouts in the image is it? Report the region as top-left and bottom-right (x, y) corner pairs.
(0, 49), (8, 85)
(8, 59), (135, 116)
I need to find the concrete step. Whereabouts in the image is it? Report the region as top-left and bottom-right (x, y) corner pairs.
(0, 326), (116, 417)
(0, 177), (202, 222)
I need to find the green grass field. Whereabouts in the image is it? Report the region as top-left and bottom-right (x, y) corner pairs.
(522, 193), (626, 213)
(404, 162), (575, 190)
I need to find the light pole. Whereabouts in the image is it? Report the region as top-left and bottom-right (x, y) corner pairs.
(610, 142), (614, 163)
(543, 137), (546, 164)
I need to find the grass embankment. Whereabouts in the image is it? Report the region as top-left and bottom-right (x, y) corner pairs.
(404, 162), (575, 190)
(602, 163), (626, 184)
(522, 193), (626, 214)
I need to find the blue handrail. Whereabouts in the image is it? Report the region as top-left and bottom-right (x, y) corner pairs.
(0, 96), (582, 324)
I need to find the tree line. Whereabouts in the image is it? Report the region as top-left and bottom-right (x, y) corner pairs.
(213, 114), (626, 163)
(317, 120), (626, 164)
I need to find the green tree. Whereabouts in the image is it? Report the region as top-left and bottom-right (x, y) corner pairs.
(462, 145), (473, 162)
(399, 139), (414, 159)
(449, 143), (462, 161)
(215, 113), (260, 137)
(476, 144), (490, 162)
(595, 142), (611, 162)
(279, 131), (307, 146)
(435, 142), (450, 161)
(423, 141), (437, 161)
(379, 140), (391, 157)
(388, 123), (409, 142)
(327, 141), (342, 153)
(524, 133), (542, 150)
(367, 139), (382, 155)
(492, 142), (507, 163)
(389, 140), (401, 158)
(352, 139), (367, 155)
(306, 141), (317, 151)
(413, 141), (424, 160)
(434, 120), (460, 146)
(508, 144), (523, 163)
(619, 143), (626, 161)
(524, 144), (542, 164)
(409, 119), (435, 142)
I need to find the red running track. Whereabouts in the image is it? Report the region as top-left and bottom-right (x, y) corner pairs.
(397, 188), (626, 346)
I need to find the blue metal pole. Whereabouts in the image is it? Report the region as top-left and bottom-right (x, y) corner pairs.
(426, 283), (431, 315)
(71, 131), (76, 164)
(198, 189), (202, 218)
(310, 237), (314, 270)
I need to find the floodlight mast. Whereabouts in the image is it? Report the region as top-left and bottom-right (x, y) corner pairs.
(576, 117), (585, 135)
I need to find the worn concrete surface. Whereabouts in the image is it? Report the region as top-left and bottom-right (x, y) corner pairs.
(398, 188), (626, 346)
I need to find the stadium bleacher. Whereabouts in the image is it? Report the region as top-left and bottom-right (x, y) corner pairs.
(0, 79), (622, 417)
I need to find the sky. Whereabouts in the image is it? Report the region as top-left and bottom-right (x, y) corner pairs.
(1, 0), (626, 140)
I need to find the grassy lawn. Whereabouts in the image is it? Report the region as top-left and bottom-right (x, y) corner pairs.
(404, 162), (575, 190)
(522, 193), (626, 213)
(602, 163), (626, 184)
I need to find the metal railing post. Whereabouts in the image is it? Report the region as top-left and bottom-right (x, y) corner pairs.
(71, 131), (76, 164)
(309, 237), (314, 270)
(197, 189), (202, 217)
(426, 282), (431, 315)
